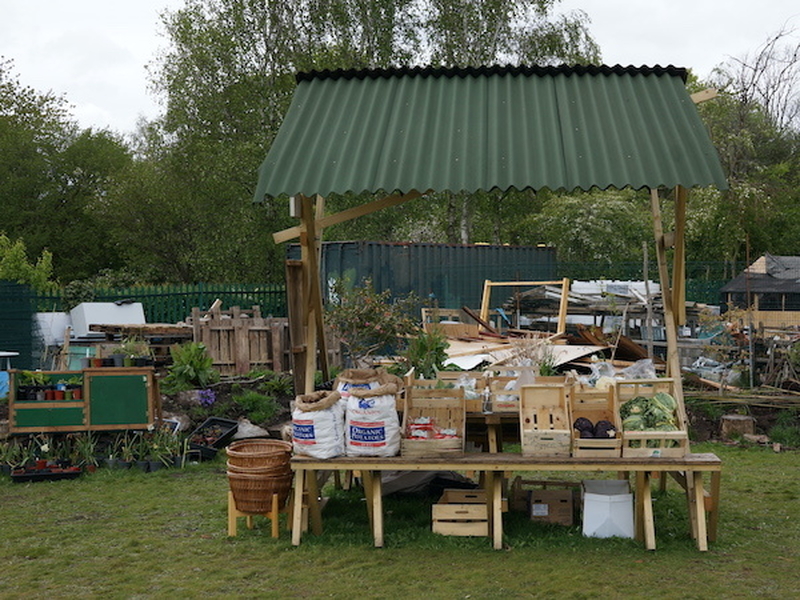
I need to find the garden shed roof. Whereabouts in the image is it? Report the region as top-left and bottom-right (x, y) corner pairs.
(254, 64), (728, 200)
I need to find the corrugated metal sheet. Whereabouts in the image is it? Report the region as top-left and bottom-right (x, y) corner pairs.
(287, 241), (557, 309)
(255, 64), (728, 200)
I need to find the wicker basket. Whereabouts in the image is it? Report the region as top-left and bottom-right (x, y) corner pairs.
(226, 439), (292, 468)
(226, 460), (292, 476)
(227, 471), (294, 513)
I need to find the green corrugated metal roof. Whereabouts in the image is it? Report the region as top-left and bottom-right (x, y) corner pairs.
(254, 64), (728, 200)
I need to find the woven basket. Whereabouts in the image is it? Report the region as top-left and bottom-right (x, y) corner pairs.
(227, 471), (294, 513)
(226, 439), (292, 468)
(226, 460), (292, 476)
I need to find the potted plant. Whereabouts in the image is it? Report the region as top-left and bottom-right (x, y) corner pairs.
(117, 432), (135, 469)
(69, 432), (98, 471)
(17, 370), (49, 401)
(66, 375), (83, 400)
(120, 336), (152, 367)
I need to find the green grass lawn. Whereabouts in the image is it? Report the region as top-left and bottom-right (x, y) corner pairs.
(1, 442), (797, 599)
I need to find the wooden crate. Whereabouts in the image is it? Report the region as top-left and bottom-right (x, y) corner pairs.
(432, 489), (489, 537)
(401, 387), (465, 457)
(489, 376), (521, 413)
(519, 384), (571, 457)
(615, 378), (689, 458)
(570, 383), (622, 458)
(435, 370), (487, 413)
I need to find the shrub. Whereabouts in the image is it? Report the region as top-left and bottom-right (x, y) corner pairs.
(161, 342), (219, 393)
(233, 391), (279, 425)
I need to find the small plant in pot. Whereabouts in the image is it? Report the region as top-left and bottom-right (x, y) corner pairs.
(17, 370), (49, 401)
(120, 336), (152, 367)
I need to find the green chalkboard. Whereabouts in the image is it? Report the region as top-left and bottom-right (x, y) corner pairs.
(88, 374), (151, 426)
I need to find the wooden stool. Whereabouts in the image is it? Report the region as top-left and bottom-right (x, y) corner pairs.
(227, 491), (286, 538)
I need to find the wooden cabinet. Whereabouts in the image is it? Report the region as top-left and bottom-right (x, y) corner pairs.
(8, 368), (161, 434)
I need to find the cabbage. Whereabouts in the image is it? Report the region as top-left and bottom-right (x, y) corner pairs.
(623, 414), (646, 430)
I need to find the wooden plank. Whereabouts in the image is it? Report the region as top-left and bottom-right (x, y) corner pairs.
(273, 190), (423, 244)
(691, 88), (718, 103)
(271, 322), (283, 372)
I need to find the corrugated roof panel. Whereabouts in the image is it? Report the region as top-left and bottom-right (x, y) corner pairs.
(255, 65), (728, 200)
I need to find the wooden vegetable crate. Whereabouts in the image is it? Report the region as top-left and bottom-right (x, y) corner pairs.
(614, 378), (689, 458)
(401, 386), (465, 457)
(570, 383), (622, 458)
(432, 489), (490, 536)
(519, 384), (571, 457)
(434, 370), (487, 413)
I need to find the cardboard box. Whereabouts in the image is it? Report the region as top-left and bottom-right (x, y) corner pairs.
(581, 480), (634, 539)
(529, 489), (574, 526)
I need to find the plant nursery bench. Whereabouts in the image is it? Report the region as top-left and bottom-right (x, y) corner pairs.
(289, 452), (722, 551)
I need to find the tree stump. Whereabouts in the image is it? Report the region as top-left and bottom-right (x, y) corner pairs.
(720, 414), (756, 440)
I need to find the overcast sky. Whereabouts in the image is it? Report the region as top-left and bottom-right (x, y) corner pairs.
(1, 1), (798, 134)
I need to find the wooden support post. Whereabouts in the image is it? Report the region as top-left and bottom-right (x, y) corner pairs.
(649, 188), (686, 413)
(557, 277), (570, 334)
(299, 195), (323, 395)
(479, 280), (493, 327)
(286, 260), (306, 396)
(672, 186), (687, 326)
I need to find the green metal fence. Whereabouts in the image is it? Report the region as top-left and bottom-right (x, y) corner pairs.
(34, 283), (288, 323)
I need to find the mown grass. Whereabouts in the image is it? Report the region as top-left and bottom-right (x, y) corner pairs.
(1, 442), (798, 599)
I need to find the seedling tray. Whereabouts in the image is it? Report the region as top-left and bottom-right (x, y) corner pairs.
(189, 417), (239, 460)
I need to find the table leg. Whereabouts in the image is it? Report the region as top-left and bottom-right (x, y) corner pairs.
(291, 469), (306, 545)
(307, 469), (323, 536)
(690, 471), (709, 551)
(634, 472), (644, 542)
(487, 424), (499, 453)
(708, 470), (721, 542)
(641, 472), (655, 550)
(371, 471), (384, 548)
(492, 472), (503, 550)
(362, 469), (375, 527)
(685, 470), (699, 541)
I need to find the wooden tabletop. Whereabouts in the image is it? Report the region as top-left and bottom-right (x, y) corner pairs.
(290, 452), (722, 472)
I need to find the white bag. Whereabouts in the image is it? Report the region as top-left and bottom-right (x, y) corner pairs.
(345, 381), (401, 457)
(292, 390), (345, 459)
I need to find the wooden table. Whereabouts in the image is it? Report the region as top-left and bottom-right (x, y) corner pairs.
(290, 453), (721, 551)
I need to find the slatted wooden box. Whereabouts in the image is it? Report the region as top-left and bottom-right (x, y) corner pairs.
(435, 370), (487, 413)
(519, 384), (571, 457)
(401, 386), (465, 457)
(615, 378), (689, 458)
(432, 489), (489, 537)
(489, 376), (521, 413)
(570, 383), (622, 458)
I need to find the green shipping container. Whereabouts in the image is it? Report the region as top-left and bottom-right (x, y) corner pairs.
(288, 241), (557, 310)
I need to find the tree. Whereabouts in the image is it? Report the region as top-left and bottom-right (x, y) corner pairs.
(525, 189), (652, 266)
(0, 59), (132, 282)
(0, 234), (54, 291)
(691, 27), (800, 264)
(132, 0), (599, 283)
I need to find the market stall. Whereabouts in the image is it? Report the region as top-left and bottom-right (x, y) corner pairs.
(253, 64), (728, 549)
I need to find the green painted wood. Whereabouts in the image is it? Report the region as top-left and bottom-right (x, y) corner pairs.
(88, 374), (150, 426)
(14, 406), (85, 429)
